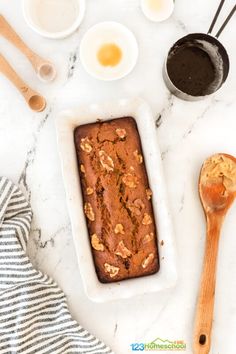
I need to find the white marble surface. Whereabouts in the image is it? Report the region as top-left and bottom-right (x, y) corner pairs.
(0, 0), (236, 353)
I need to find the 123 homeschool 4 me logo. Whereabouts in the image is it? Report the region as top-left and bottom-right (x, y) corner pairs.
(130, 337), (187, 351)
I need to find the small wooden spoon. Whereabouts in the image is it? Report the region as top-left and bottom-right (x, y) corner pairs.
(0, 15), (56, 82)
(0, 53), (46, 112)
(193, 153), (236, 354)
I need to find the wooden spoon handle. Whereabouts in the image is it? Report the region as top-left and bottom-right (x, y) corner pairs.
(0, 15), (45, 70)
(0, 53), (39, 102)
(193, 214), (223, 354)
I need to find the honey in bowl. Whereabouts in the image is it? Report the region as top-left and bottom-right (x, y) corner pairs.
(97, 43), (122, 67)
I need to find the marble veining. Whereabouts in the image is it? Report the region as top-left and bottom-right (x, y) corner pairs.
(155, 93), (174, 129)
(67, 49), (79, 79)
(18, 106), (52, 198)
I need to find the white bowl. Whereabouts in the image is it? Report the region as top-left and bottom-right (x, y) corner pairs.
(80, 21), (139, 81)
(22, 0), (85, 39)
(141, 0), (174, 22)
(55, 98), (177, 302)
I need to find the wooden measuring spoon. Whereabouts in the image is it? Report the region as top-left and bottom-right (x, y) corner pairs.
(193, 153), (236, 354)
(0, 15), (56, 82)
(0, 53), (46, 112)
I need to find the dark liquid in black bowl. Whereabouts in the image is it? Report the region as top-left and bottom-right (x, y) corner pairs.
(167, 45), (216, 96)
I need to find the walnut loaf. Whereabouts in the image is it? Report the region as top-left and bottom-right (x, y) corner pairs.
(74, 117), (159, 283)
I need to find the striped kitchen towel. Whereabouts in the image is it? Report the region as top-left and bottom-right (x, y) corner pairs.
(0, 177), (114, 354)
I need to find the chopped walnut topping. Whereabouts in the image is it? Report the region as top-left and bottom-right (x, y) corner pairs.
(142, 232), (154, 244)
(80, 164), (85, 173)
(127, 198), (145, 216)
(84, 202), (95, 221)
(80, 137), (92, 153)
(91, 234), (104, 251)
(86, 187), (94, 195)
(114, 223), (125, 234)
(122, 173), (138, 188)
(134, 199), (145, 210)
(133, 150), (143, 164)
(142, 213), (152, 225)
(146, 188), (152, 200)
(115, 241), (132, 258)
(99, 150), (114, 172)
(127, 204), (141, 216)
(104, 263), (120, 278)
(142, 253), (155, 269)
(115, 128), (127, 139)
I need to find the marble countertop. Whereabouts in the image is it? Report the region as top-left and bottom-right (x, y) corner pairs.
(0, 0), (236, 353)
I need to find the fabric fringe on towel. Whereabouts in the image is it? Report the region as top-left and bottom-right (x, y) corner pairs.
(0, 177), (113, 354)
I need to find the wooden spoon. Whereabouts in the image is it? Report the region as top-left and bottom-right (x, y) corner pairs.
(193, 153), (236, 354)
(0, 15), (56, 82)
(0, 53), (46, 112)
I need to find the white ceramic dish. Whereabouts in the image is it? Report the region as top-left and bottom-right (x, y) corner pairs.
(23, 0), (85, 39)
(55, 98), (177, 302)
(80, 22), (139, 81)
(141, 0), (174, 22)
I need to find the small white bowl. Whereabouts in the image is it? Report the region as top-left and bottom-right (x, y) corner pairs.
(80, 21), (139, 81)
(22, 0), (85, 39)
(141, 0), (174, 22)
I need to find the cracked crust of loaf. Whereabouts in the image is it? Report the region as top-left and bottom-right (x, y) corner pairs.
(74, 117), (160, 283)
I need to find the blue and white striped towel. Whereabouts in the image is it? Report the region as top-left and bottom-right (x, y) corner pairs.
(0, 177), (113, 354)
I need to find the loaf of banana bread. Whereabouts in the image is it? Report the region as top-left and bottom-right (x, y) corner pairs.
(74, 117), (159, 283)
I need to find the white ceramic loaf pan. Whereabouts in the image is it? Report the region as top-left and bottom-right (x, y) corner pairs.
(55, 98), (177, 302)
